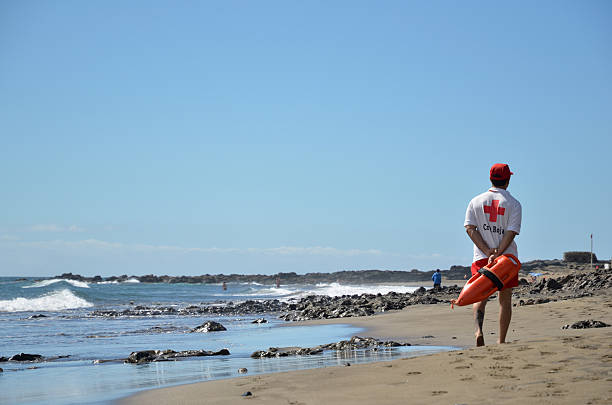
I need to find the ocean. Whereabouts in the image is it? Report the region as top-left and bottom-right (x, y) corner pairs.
(0, 277), (455, 404)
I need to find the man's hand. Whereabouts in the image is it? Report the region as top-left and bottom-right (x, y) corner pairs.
(488, 248), (500, 264)
(465, 226), (493, 257)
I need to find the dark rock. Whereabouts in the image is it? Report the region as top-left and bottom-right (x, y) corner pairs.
(9, 353), (43, 362)
(28, 314), (47, 319)
(251, 336), (408, 358)
(171, 349), (230, 358)
(238, 367), (248, 373)
(562, 320), (610, 329)
(126, 348), (230, 364)
(0, 368), (3, 372)
(252, 318), (267, 324)
(545, 278), (562, 290)
(191, 321), (227, 333)
(126, 350), (158, 364)
(0, 357), (8, 362)
(413, 287), (426, 295)
(242, 391), (252, 397)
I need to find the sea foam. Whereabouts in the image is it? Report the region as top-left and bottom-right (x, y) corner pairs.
(0, 289), (94, 312)
(308, 282), (420, 297)
(243, 283), (420, 301)
(246, 286), (296, 297)
(23, 279), (90, 289)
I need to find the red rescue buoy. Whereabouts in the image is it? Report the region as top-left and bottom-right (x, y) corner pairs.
(450, 254), (521, 308)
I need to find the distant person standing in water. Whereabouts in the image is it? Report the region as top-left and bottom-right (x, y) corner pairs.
(464, 163), (522, 347)
(432, 269), (442, 290)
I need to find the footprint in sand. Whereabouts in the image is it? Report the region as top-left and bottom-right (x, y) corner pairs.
(406, 371), (422, 375)
(469, 355), (486, 359)
(460, 376), (474, 381)
(454, 365), (471, 369)
(490, 372), (518, 379)
(492, 355), (509, 360)
(522, 363), (541, 369)
(532, 390), (568, 398)
(431, 390), (448, 396)
(493, 384), (518, 392)
(539, 351), (554, 356)
(516, 346), (532, 351)
(573, 344), (600, 350)
(489, 364), (513, 370)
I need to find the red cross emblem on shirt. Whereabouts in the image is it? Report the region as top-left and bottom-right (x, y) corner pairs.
(483, 200), (505, 222)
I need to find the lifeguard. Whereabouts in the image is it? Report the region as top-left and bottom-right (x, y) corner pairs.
(463, 163), (522, 346)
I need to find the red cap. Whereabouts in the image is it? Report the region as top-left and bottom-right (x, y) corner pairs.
(490, 163), (513, 181)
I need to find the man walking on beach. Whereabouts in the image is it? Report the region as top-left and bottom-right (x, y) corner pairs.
(464, 163), (522, 346)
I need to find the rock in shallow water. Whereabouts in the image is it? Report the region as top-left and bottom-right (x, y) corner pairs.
(125, 348), (230, 364)
(251, 336), (408, 358)
(190, 321), (227, 333)
(9, 353), (43, 362)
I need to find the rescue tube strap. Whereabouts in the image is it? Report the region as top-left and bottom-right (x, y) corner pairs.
(477, 268), (504, 291)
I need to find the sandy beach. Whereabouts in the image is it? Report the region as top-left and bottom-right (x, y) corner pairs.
(120, 287), (612, 405)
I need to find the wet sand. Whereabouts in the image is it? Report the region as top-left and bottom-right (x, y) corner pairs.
(119, 291), (612, 405)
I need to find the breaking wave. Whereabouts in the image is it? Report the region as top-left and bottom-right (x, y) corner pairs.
(0, 289), (94, 312)
(23, 279), (90, 289)
(96, 279), (140, 285)
(241, 283), (421, 301)
(246, 287), (297, 297)
(309, 282), (420, 297)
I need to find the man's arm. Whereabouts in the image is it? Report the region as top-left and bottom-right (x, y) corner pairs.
(465, 225), (494, 257)
(489, 230), (518, 261)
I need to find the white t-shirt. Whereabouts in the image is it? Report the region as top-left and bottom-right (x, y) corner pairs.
(464, 187), (522, 262)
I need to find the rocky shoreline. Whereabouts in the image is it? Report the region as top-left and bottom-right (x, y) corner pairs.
(4, 265), (610, 378)
(0, 336), (410, 367)
(87, 266), (612, 322)
(54, 258), (609, 285)
(251, 335), (407, 358)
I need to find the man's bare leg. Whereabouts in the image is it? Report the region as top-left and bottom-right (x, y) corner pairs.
(497, 288), (513, 344)
(473, 300), (487, 346)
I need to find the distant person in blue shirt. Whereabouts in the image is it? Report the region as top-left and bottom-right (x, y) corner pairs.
(432, 269), (442, 290)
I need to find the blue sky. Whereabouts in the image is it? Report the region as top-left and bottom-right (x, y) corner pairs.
(1, 1), (610, 276)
